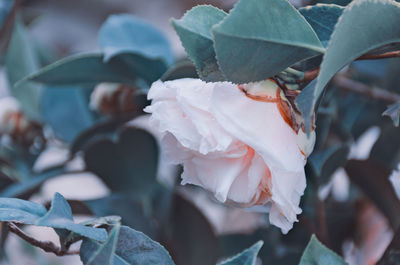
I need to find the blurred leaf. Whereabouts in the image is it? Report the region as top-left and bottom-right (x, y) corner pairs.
(384, 58), (400, 93)
(84, 127), (158, 194)
(296, 80), (316, 134)
(305, 0), (400, 131)
(308, 144), (350, 185)
(383, 102), (400, 127)
(99, 14), (173, 84)
(345, 159), (400, 228)
(24, 53), (136, 86)
(299, 4), (344, 47)
(0, 0), (13, 28)
(370, 125), (400, 169)
(41, 86), (97, 142)
(80, 225), (175, 265)
(212, 0), (324, 83)
(299, 235), (347, 265)
(377, 226), (400, 265)
(70, 112), (143, 155)
(0, 193), (107, 241)
(218, 241), (263, 265)
(160, 193), (218, 265)
(161, 59), (198, 81)
(0, 166), (65, 198)
(5, 15), (43, 121)
(172, 5), (226, 81)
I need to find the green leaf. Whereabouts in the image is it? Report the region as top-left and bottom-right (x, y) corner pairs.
(0, 193), (107, 242)
(305, 0), (400, 131)
(85, 224), (120, 265)
(161, 59), (198, 81)
(218, 241), (263, 265)
(5, 15), (43, 121)
(308, 144), (350, 185)
(299, 4), (344, 47)
(299, 235), (347, 265)
(212, 0), (324, 83)
(0, 0), (13, 28)
(172, 5), (227, 81)
(84, 127), (158, 193)
(99, 14), (173, 65)
(80, 225), (175, 265)
(383, 102), (400, 127)
(24, 53), (136, 86)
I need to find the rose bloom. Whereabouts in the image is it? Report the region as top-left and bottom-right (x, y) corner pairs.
(144, 78), (315, 233)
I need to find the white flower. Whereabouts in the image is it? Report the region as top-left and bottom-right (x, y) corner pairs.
(390, 164), (400, 200)
(144, 78), (315, 233)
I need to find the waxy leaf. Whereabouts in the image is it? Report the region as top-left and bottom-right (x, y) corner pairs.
(24, 53), (136, 86)
(383, 102), (400, 127)
(303, 0), (400, 131)
(0, 193), (107, 242)
(80, 225), (175, 265)
(218, 241), (264, 265)
(299, 235), (347, 265)
(299, 4), (345, 47)
(172, 5), (226, 81)
(84, 225), (120, 265)
(212, 0), (324, 83)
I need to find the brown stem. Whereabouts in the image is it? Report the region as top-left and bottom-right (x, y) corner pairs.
(7, 223), (79, 256)
(299, 50), (400, 83)
(333, 74), (400, 104)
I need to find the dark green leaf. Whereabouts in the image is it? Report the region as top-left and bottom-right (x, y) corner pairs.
(370, 125), (400, 169)
(306, 0), (400, 131)
(24, 53), (136, 86)
(5, 15), (43, 121)
(84, 127), (158, 193)
(160, 193), (218, 265)
(172, 5), (226, 81)
(308, 144), (350, 185)
(161, 59), (198, 81)
(212, 0), (324, 83)
(218, 241), (263, 265)
(299, 4), (345, 47)
(299, 235), (347, 265)
(383, 102), (400, 127)
(80, 225), (175, 265)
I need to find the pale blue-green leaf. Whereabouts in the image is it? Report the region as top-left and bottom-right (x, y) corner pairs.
(41, 86), (96, 142)
(307, 0), (400, 131)
(5, 15), (43, 121)
(383, 102), (400, 127)
(0, 0), (13, 27)
(85, 225), (120, 265)
(0, 197), (47, 224)
(300, 235), (348, 265)
(37, 193), (107, 242)
(99, 14), (173, 65)
(0, 167), (65, 198)
(172, 5), (226, 81)
(80, 225), (175, 265)
(295, 80), (316, 135)
(218, 241), (263, 265)
(24, 53), (136, 86)
(212, 0), (324, 83)
(299, 4), (344, 47)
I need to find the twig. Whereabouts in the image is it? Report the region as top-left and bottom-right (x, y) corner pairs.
(7, 223), (79, 256)
(299, 50), (400, 83)
(333, 74), (400, 104)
